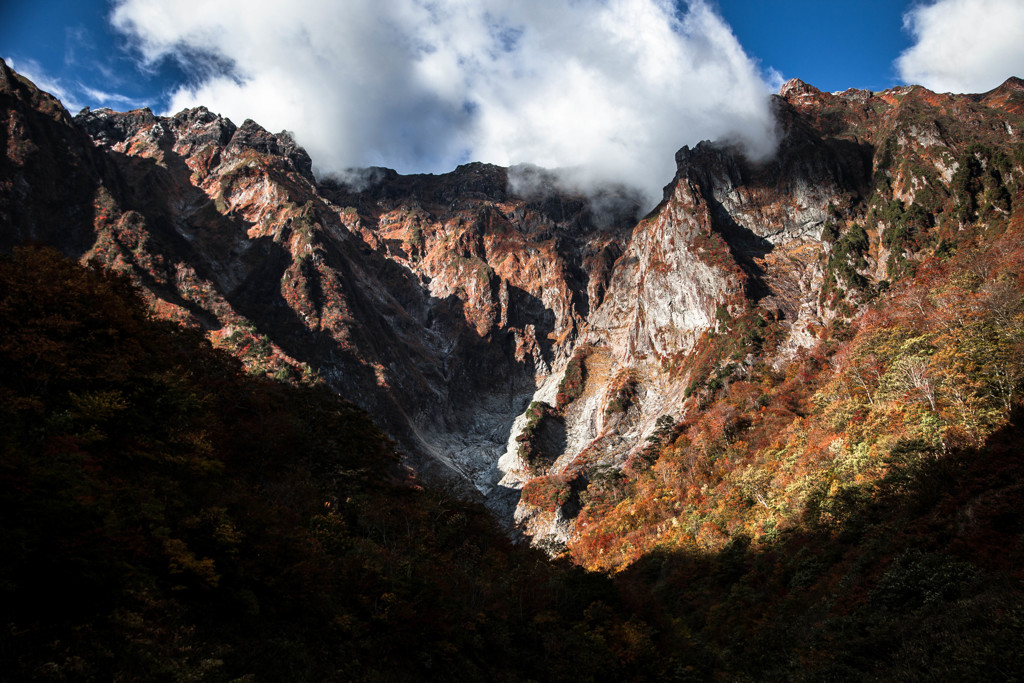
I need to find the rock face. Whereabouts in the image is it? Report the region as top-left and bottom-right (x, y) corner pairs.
(1, 58), (640, 511)
(500, 77), (1024, 546)
(3, 57), (1024, 538)
(0, 63), (114, 254)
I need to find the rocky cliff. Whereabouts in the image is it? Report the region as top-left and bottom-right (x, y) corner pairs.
(1, 58), (641, 512)
(505, 76), (1024, 545)
(3, 58), (1024, 545)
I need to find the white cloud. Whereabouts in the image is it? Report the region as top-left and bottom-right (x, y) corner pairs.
(111, 0), (778, 207)
(897, 0), (1024, 94)
(77, 84), (148, 109)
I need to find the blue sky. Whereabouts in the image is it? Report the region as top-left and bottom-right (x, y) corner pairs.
(1, 0), (173, 111)
(2, 0), (1022, 202)
(717, 0), (914, 92)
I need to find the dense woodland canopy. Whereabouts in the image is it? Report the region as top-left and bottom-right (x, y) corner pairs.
(2, 233), (1023, 679)
(0, 247), (637, 680)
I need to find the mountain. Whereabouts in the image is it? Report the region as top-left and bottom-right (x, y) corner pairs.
(2, 56), (647, 508)
(4, 57), (1024, 679)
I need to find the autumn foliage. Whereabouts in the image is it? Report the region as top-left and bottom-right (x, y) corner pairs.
(555, 343), (591, 409)
(521, 473), (575, 511)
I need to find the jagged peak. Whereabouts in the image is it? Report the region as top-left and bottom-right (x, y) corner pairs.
(779, 78), (822, 98)
(978, 76), (1024, 114)
(453, 161), (506, 175)
(225, 118), (314, 180)
(0, 57), (75, 126)
(833, 86), (874, 101)
(171, 105), (223, 123)
(986, 76), (1024, 95)
(672, 139), (744, 175)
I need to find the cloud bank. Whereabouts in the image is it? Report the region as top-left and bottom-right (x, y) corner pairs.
(111, 0), (777, 206)
(897, 0), (1024, 94)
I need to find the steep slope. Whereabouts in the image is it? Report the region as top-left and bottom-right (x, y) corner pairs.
(0, 61), (115, 253)
(315, 162), (641, 497)
(0, 58), (639, 505)
(3, 57), (1024, 548)
(506, 77), (1024, 547)
(0, 246), (661, 681)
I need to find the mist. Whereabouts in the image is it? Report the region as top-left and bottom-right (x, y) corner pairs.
(112, 0), (780, 209)
(897, 0), (1024, 94)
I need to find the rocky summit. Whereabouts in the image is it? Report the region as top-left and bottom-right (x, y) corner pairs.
(5, 54), (1024, 679)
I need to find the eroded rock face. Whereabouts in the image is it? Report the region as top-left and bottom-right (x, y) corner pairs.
(4, 57), (1023, 537)
(499, 76), (1024, 542)
(317, 162), (641, 504)
(0, 61), (114, 254)
(1, 58), (642, 510)
(73, 107), (603, 498)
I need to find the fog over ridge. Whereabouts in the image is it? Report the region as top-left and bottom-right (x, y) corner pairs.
(112, 0), (779, 209)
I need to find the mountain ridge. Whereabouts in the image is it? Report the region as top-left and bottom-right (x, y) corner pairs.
(4, 56), (1024, 529)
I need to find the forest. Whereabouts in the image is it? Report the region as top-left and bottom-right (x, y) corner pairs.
(2, 236), (1023, 680)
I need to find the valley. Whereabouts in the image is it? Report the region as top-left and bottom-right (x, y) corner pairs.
(3, 58), (1024, 679)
